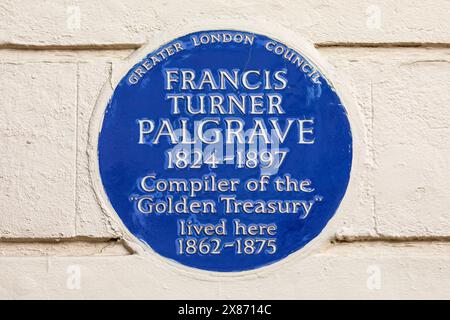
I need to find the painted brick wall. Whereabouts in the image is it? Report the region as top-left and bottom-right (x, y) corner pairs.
(0, 0), (449, 299)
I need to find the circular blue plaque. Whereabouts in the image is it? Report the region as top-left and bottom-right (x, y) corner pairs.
(98, 30), (352, 272)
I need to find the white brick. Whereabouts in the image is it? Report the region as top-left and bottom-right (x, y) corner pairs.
(75, 62), (122, 238)
(1, 1), (449, 47)
(0, 243), (448, 299)
(373, 57), (450, 237)
(322, 48), (450, 238)
(0, 63), (77, 237)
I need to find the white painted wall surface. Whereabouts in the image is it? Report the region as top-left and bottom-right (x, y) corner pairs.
(0, 0), (449, 299)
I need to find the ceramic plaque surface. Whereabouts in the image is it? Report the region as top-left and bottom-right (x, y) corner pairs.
(98, 30), (352, 272)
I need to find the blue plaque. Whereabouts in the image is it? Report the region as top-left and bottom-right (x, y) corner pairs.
(98, 30), (352, 272)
